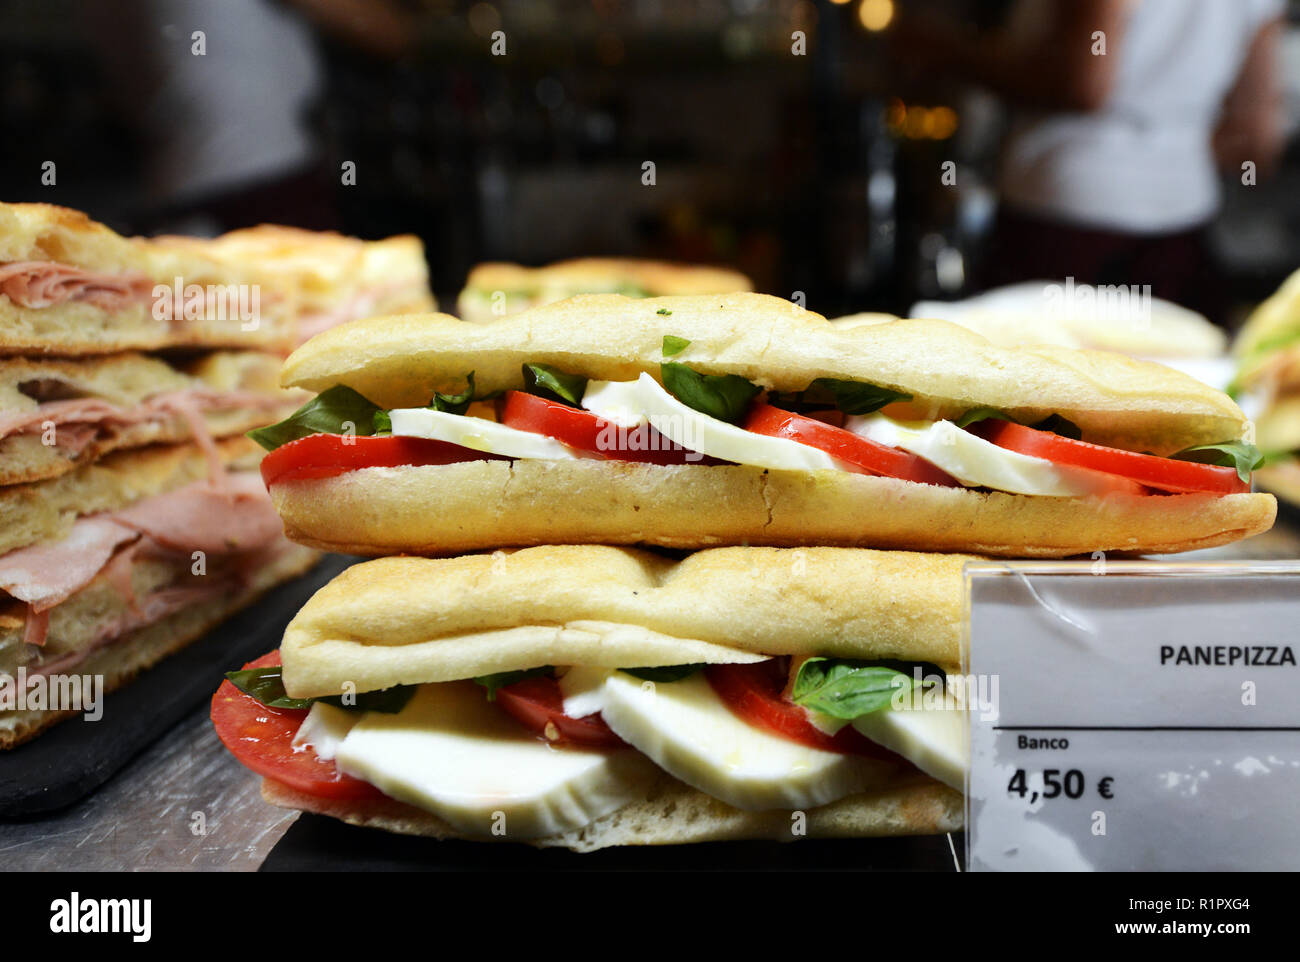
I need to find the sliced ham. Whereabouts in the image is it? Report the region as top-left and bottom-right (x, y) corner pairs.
(1, 472), (284, 647)
(0, 260), (153, 311)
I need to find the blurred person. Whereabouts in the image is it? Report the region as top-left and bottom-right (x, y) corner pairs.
(892, 0), (1285, 325)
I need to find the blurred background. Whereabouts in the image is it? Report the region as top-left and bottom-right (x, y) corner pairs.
(3, 0), (1298, 322)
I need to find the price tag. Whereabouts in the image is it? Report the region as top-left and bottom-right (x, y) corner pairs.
(964, 560), (1300, 871)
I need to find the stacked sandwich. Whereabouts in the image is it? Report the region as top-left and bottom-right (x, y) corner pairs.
(214, 292), (1273, 851)
(0, 202), (433, 747)
(1234, 268), (1300, 508)
(456, 257), (750, 322)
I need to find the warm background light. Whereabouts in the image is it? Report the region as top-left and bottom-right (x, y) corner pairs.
(857, 0), (894, 31)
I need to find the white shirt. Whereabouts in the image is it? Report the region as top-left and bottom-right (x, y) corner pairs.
(999, 0), (1282, 234)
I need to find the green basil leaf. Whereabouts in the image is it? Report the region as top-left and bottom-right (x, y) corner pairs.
(224, 666), (415, 713)
(620, 664), (703, 683)
(953, 407), (1011, 428)
(523, 364), (587, 406)
(660, 362), (761, 424)
(318, 685), (418, 714)
(247, 385), (382, 452)
(224, 666), (315, 709)
(662, 334), (689, 355)
(472, 666), (555, 701)
(769, 378), (910, 416)
(430, 372), (476, 415)
(657, 309), (675, 318)
(1173, 440), (1264, 484)
(1030, 414), (1082, 440)
(789, 658), (917, 720)
(373, 409), (392, 434)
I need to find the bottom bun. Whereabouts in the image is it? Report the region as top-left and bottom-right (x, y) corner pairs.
(271, 460), (1276, 558)
(262, 773), (963, 853)
(0, 544), (319, 749)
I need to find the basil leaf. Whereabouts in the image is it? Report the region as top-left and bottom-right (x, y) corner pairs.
(657, 309), (675, 318)
(472, 666), (555, 701)
(662, 334), (689, 355)
(789, 658), (917, 720)
(430, 372), (476, 415)
(523, 364), (587, 406)
(954, 407), (1011, 428)
(319, 686), (417, 714)
(224, 666), (314, 709)
(769, 378), (910, 416)
(373, 409), (392, 434)
(1173, 440), (1264, 484)
(224, 667), (416, 714)
(247, 385), (382, 452)
(620, 664), (703, 683)
(660, 362), (761, 424)
(1030, 414), (1082, 440)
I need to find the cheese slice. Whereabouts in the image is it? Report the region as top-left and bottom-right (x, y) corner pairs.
(388, 407), (578, 460)
(581, 373), (840, 471)
(292, 701), (361, 761)
(333, 682), (658, 838)
(845, 415), (1132, 497)
(852, 702), (967, 791)
(597, 670), (893, 811)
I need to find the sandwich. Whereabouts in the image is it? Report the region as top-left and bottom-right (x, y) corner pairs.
(456, 257), (752, 322)
(253, 292), (1274, 558)
(0, 436), (317, 747)
(0, 350), (295, 486)
(1233, 268), (1300, 507)
(157, 225), (436, 345)
(212, 545), (966, 850)
(0, 202), (296, 353)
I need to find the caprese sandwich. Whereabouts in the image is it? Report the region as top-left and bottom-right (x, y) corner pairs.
(211, 545), (967, 850)
(251, 293), (1273, 558)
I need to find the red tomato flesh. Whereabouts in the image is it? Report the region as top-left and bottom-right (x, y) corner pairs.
(260, 433), (498, 486)
(745, 403), (959, 486)
(971, 419), (1247, 495)
(210, 650), (384, 800)
(705, 661), (901, 761)
(493, 674), (627, 749)
(500, 391), (709, 464)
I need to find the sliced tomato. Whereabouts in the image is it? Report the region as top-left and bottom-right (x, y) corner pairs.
(704, 661), (900, 760)
(971, 420), (1248, 495)
(744, 403), (958, 486)
(500, 391), (707, 464)
(493, 674), (627, 749)
(260, 433), (499, 486)
(210, 650), (383, 800)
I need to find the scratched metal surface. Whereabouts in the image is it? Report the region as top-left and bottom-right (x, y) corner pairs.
(0, 705), (295, 871)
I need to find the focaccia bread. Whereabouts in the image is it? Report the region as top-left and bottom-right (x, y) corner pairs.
(457, 258), (752, 322)
(279, 545), (968, 698)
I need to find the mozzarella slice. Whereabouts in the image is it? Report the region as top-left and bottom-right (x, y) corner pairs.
(845, 415), (1126, 497)
(333, 682), (657, 838)
(852, 702), (968, 791)
(557, 665), (614, 718)
(292, 701), (361, 762)
(581, 373), (840, 472)
(597, 670), (893, 811)
(387, 407), (578, 460)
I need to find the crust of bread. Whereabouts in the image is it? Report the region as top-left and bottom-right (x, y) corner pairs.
(261, 772), (962, 851)
(0, 351), (292, 485)
(268, 460), (1275, 564)
(278, 545), (969, 697)
(0, 435), (263, 557)
(0, 544), (318, 749)
(284, 294), (1247, 454)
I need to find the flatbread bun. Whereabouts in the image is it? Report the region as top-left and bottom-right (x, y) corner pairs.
(261, 772), (963, 851)
(279, 545), (970, 698)
(284, 293), (1247, 455)
(268, 460), (1276, 568)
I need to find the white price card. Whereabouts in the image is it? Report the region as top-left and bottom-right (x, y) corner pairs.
(964, 560), (1300, 872)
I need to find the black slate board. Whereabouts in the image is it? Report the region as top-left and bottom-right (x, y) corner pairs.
(0, 554), (356, 818)
(262, 814), (963, 872)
